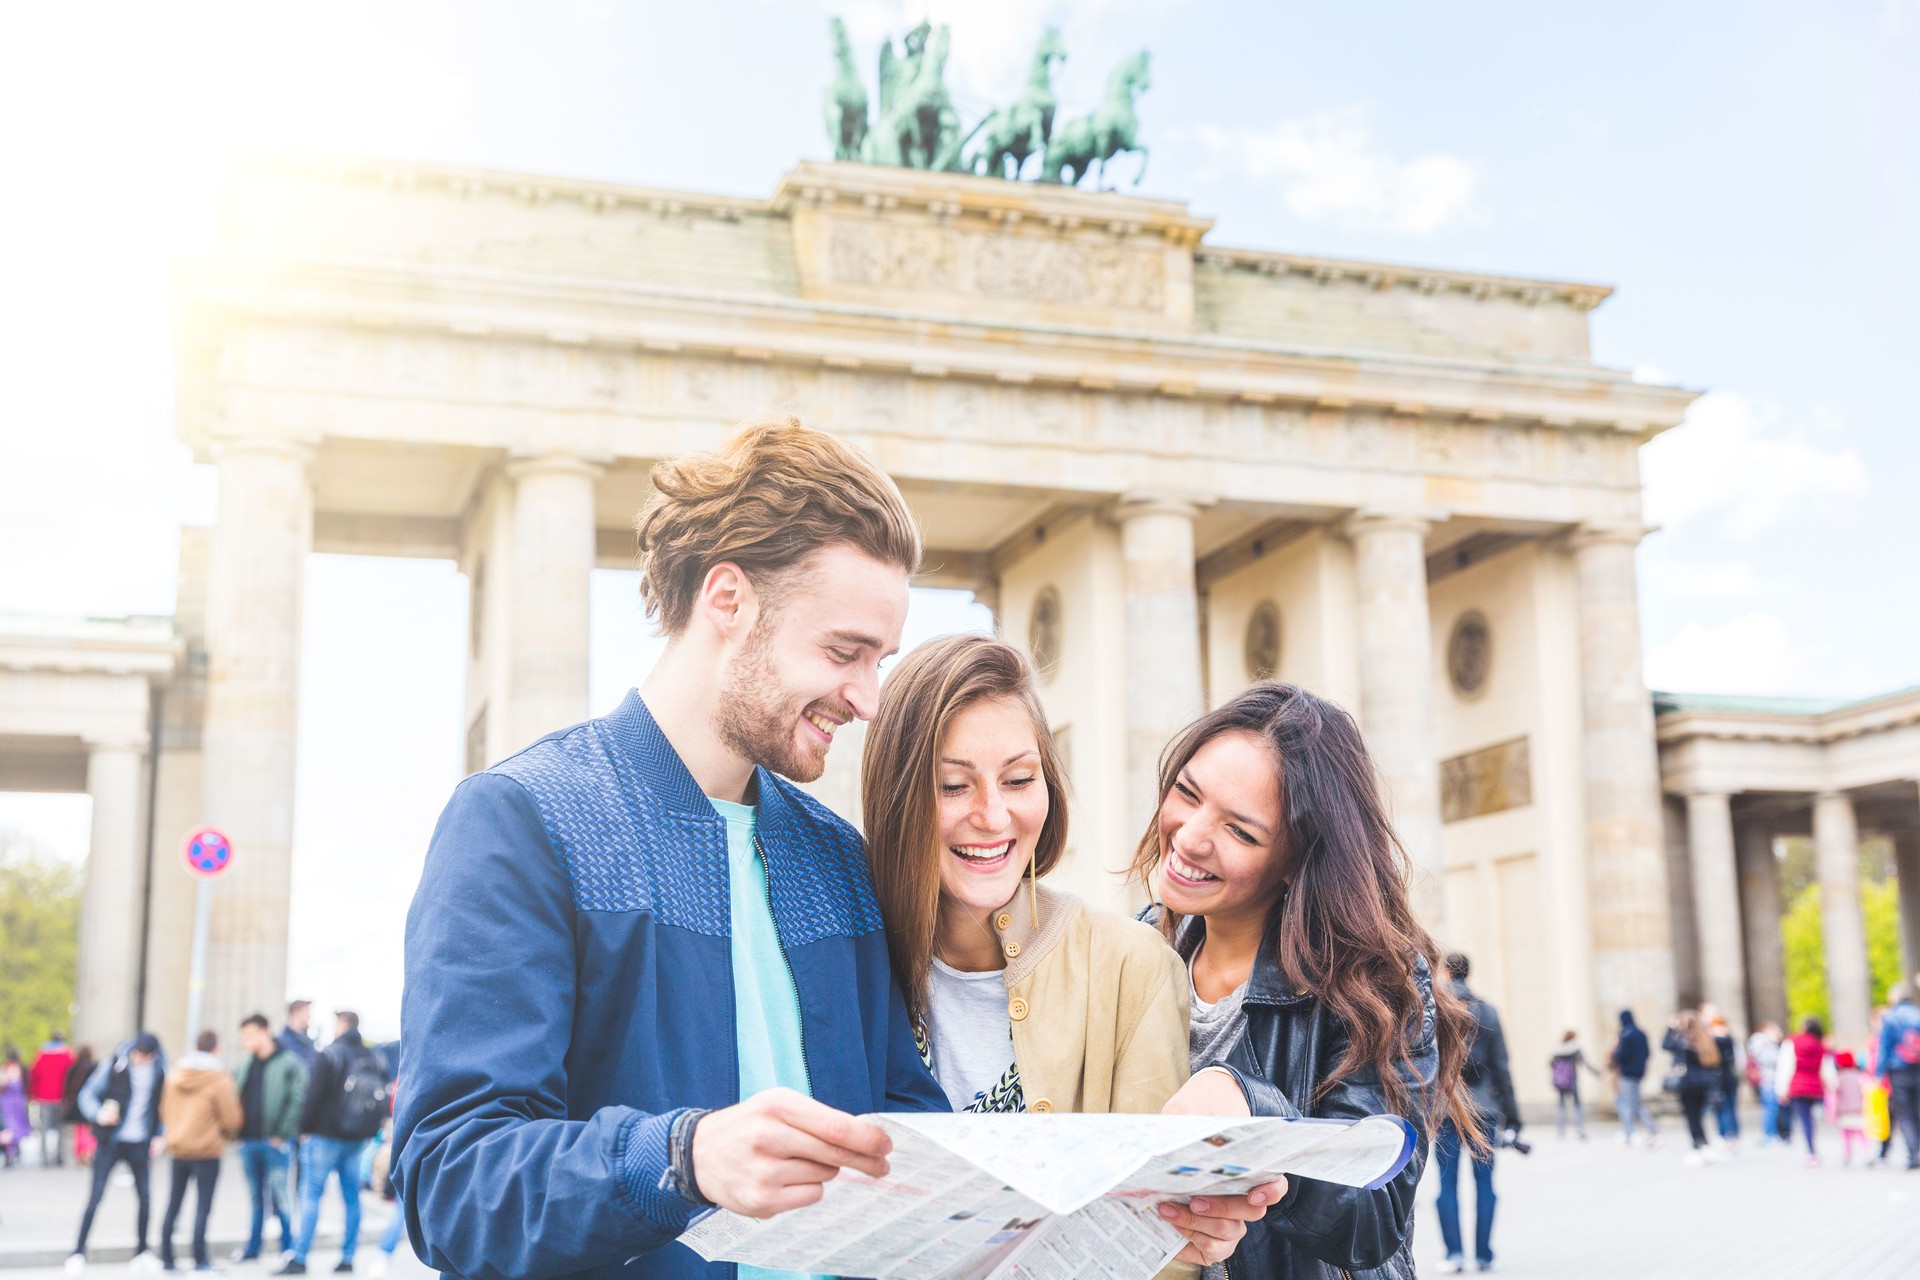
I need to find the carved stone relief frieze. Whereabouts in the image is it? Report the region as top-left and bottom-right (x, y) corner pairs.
(827, 220), (1165, 313)
(1028, 390), (1077, 443)
(851, 373), (908, 429)
(938, 382), (987, 438)
(1344, 409), (1393, 466)
(1110, 393), (1162, 449)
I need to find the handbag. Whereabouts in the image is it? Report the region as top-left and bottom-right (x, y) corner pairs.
(1660, 1069), (1685, 1094)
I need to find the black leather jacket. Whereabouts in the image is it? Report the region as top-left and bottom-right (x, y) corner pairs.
(1207, 936), (1438, 1280)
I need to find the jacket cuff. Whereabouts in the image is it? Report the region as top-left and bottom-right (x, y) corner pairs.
(1215, 1062), (1298, 1119)
(616, 1108), (705, 1236)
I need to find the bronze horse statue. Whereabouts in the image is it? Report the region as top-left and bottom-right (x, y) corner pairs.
(824, 17), (868, 161)
(966, 27), (1067, 181)
(1041, 50), (1150, 187)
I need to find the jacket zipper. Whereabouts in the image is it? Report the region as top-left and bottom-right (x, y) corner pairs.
(755, 834), (814, 1097)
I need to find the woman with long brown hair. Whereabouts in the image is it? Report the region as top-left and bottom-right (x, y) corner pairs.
(863, 633), (1273, 1267)
(1661, 1008), (1723, 1160)
(1137, 681), (1480, 1279)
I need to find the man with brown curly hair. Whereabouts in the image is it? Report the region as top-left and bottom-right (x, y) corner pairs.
(394, 420), (1264, 1280)
(395, 419), (939, 1280)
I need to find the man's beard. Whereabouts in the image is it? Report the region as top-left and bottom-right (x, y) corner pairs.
(715, 619), (830, 783)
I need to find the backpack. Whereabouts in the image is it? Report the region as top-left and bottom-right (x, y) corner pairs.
(1898, 1027), (1920, 1068)
(1551, 1055), (1576, 1092)
(334, 1048), (391, 1140)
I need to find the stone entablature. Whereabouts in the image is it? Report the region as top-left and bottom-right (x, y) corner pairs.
(1656, 687), (1920, 796)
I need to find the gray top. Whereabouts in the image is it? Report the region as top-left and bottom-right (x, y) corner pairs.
(119, 1061), (158, 1143)
(925, 957), (1017, 1112)
(1187, 951), (1249, 1070)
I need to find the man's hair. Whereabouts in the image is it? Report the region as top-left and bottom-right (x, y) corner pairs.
(634, 419), (922, 637)
(336, 1010), (360, 1033)
(287, 999), (310, 1015)
(195, 1029), (218, 1053)
(241, 1014), (271, 1032)
(1445, 952), (1471, 981)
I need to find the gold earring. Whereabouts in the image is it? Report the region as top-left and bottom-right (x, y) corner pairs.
(1028, 854), (1039, 930)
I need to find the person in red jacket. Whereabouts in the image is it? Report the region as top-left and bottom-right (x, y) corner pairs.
(29, 1031), (76, 1167)
(1786, 1015), (1830, 1166)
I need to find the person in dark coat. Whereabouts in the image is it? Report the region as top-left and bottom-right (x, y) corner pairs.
(1432, 953), (1517, 1274)
(1610, 1009), (1659, 1145)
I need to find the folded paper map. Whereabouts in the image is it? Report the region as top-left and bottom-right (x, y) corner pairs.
(678, 1111), (1417, 1280)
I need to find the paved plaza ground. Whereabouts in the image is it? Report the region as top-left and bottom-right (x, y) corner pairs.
(1, 1116), (1916, 1278)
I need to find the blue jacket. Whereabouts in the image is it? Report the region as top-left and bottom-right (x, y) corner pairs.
(1611, 1012), (1650, 1080)
(393, 692), (946, 1280)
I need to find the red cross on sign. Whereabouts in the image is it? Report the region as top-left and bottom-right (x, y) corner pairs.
(181, 826), (235, 879)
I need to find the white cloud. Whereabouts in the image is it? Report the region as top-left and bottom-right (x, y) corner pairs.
(1642, 557), (1763, 600)
(1640, 391), (1867, 541)
(1190, 105), (1478, 236)
(1645, 613), (1803, 695)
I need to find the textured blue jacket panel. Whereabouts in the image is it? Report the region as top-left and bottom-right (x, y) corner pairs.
(394, 692), (946, 1280)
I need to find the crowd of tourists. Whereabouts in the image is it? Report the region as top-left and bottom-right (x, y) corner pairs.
(2, 1002), (412, 1277)
(1541, 982), (1920, 1172)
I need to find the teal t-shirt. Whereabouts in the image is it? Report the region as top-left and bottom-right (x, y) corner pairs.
(709, 798), (825, 1280)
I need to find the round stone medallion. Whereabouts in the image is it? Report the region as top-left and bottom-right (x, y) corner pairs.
(1029, 587), (1062, 682)
(1448, 610), (1492, 698)
(1244, 600), (1282, 682)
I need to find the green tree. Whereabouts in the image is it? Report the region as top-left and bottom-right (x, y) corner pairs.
(0, 831), (82, 1056)
(1780, 880), (1904, 1038)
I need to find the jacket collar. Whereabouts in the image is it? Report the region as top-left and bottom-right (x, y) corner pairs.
(1171, 912), (1314, 1008)
(603, 688), (811, 843)
(997, 883), (1080, 987)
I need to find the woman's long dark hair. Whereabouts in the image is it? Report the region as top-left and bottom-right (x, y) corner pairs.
(1130, 681), (1482, 1146)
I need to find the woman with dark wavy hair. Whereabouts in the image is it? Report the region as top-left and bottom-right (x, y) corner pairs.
(1139, 681), (1481, 1280)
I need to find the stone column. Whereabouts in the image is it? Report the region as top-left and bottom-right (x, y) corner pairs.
(73, 737), (148, 1049)
(1569, 526), (1675, 1029)
(1683, 791), (1748, 1037)
(1117, 497), (1205, 844)
(1342, 514), (1443, 929)
(1893, 792), (1920, 976)
(1813, 792), (1873, 1046)
(1735, 815), (1788, 1028)
(507, 454), (602, 750)
(200, 437), (313, 1043)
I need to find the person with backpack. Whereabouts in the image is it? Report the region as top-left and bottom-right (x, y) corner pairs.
(280, 1012), (390, 1276)
(1549, 1030), (1601, 1139)
(1876, 979), (1920, 1169)
(1609, 1009), (1659, 1147)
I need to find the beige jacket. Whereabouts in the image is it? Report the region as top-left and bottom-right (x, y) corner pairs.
(159, 1053), (243, 1160)
(989, 883), (1191, 1115)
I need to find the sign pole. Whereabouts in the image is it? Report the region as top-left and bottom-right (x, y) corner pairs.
(178, 825), (235, 1045)
(185, 878), (212, 1043)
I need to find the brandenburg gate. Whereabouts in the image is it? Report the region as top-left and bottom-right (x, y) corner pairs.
(154, 151), (1700, 1086)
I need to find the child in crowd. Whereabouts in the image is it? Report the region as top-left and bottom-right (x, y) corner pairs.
(1830, 1050), (1867, 1165)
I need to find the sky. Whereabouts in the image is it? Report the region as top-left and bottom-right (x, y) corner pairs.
(0, 1), (1914, 1034)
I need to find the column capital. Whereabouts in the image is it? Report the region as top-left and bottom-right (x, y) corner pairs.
(506, 451), (609, 483)
(1566, 521), (1653, 551)
(1339, 509), (1440, 542)
(208, 434), (317, 467)
(1114, 493), (1206, 523)
(82, 732), (148, 755)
